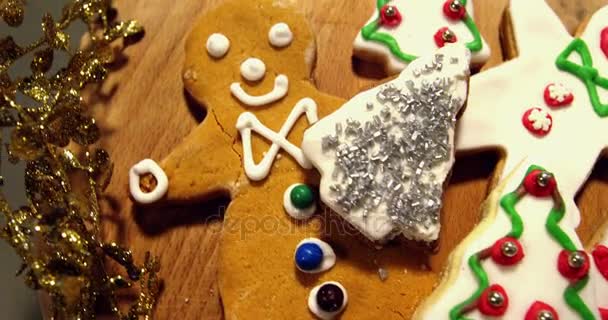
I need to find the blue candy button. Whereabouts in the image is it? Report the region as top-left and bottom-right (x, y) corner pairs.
(295, 242), (323, 271)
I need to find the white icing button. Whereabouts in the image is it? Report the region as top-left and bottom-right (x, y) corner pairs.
(268, 22), (293, 47)
(240, 57), (266, 81)
(230, 74), (289, 107)
(294, 238), (336, 273)
(129, 159), (169, 204)
(283, 183), (316, 220)
(308, 281), (348, 320)
(206, 33), (230, 58)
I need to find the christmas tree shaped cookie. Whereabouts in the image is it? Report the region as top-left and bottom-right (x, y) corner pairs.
(416, 0), (608, 318)
(353, 0), (490, 75)
(302, 44), (471, 243)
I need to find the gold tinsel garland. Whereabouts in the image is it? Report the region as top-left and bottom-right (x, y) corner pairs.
(0, 0), (160, 319)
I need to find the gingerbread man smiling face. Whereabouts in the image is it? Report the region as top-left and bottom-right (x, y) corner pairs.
(139, 0), (478, 319)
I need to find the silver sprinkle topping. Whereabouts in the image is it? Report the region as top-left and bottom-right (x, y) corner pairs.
(442, 29), (456, 42)
(536, 171), (553, 188)
(385, 6), (396, 17)
(378, 268), (389, 281)
(322, 69), (461, 236)
(568, 251), (586, 269)
(450, 0), (463, 12)
(488, 291), (504, 307)
(538, 310), (554, 320)
(501, 241), (518, 258)
(367, 102), (374, 110)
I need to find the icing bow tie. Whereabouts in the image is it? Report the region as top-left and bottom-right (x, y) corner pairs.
(556, 38), (608, 117)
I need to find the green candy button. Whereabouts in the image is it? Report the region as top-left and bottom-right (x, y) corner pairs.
(290, 184), (314, 209)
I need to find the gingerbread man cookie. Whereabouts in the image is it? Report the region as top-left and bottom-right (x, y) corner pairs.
(128, 0), (476, 318)
(353, 0), (491, 75)
(415, 0), (608, 318)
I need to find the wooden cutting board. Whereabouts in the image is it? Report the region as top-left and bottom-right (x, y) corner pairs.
(86, 0), (608, 318)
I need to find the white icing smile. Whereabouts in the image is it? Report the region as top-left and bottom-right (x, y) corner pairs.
(230, 74), (289, 107)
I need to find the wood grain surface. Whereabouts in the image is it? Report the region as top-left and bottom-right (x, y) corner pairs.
(87, 0), (608, 319)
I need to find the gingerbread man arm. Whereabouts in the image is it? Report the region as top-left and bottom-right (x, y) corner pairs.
(161, 112), (241, 202)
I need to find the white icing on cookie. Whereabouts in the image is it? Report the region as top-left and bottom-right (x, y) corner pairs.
(308, 281), (348, 320)
(230, 74), (289, 106)
(268, 22), (293, 47)
(302, 44), (470, 243)
(283, 183), (316, 220)
(419, 1), (608, 318)
(240, 57), (266, 81)
(527, 108), (551, 132)
(129, 159), (169, 204)
(295, 238), (336, 273)
(236, 98), (318, 181)
(456, 0), (608, 228)
(206, 33), (230, 58)
(353, 0), (490, 75)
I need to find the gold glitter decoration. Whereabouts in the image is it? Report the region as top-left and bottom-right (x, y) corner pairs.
(0, 1), (159, 319)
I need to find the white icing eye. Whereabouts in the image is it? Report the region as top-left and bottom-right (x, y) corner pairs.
(240, 57), (266, 81)
(268, 22), (293, 47)
(206, 33), (230, 58)
(283, 183), (316, 220)
(294, 238), (336, 274)
(308, 281), (348, 320)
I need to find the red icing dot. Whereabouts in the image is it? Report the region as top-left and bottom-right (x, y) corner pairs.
(601, 27), (608, 59)
(593, 245), (608, 281)
(544, 83), (574, 108)
(478, 284), (508, 316)
(443, 0), (466, 20)
(434, 27), (458, 48)
(525, 301), (559, 320)
(600, 308), (608, 320)
(379, 4), (402, 27)
(557, 250), (590, 281)
(490, 237), (525, 266)
(522, 107), (552, 137)
(523, 169), (557, 198)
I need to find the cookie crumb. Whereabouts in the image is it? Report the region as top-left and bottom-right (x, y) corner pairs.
(403, 269), (408, 275)
(183, 69), (192, 80)
(184, 298), (190, 304)
(378, 268), (388, 281)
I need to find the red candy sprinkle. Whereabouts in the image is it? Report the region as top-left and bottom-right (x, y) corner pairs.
(600, 308), (608, 320)
(557, 250), (590, 281)
(544, 83), (574, 108)
(443, 0), (466, 20)
(525, 301), (559, 320)
(434, 27), (458, 48)
(601, 27), (608, 58)
(593, 245), (608, 280)
(490, 237), (525, 266)
(379, 4), (402, 27)
(478, 284), (508, 316)
(523, 169), (557, 198)
(522, 107), (552, 137)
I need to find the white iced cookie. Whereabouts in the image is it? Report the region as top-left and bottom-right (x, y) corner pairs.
(206, 33), (230, 58)
(240, 57), (266, 81)
(417, 1), (608, 318)
(129, 159), (169, 204)
(308, 281), (348, 320)
(268, 22), (293, 47)
(353, 0), (490, 75)
(302, 44), (470, 243)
